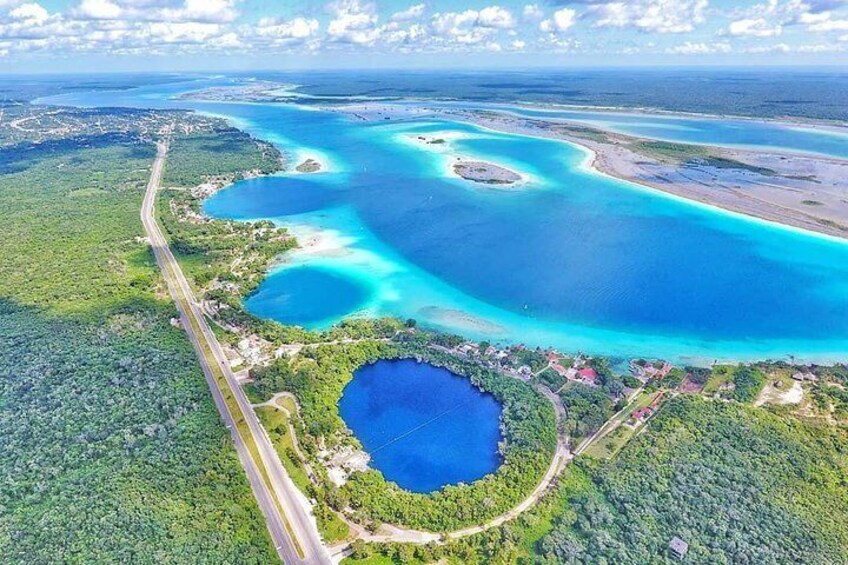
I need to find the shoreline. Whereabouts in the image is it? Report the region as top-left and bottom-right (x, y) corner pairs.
(175, 80), (848, 131)
(342, 102), (848, 243)
(180, 102), (848, 366)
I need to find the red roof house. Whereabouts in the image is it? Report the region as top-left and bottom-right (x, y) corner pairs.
(577, 367), (598, 382)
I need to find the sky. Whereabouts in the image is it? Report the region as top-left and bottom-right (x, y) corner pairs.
(1, 0), (847, 72)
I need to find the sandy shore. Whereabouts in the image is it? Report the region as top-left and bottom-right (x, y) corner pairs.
(340, 102), (848, 240)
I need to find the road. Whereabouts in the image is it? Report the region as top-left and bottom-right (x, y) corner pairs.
(142, 140), (331, 565)
(574, 385), (646, 456)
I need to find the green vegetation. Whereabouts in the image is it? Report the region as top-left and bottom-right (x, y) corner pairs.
(162, 125), (282, 188)
(158, 188), (294, 296)
(0, 108), (277, 561)
(560, 383), (614, 440)
(256, 405), (312, 492)
(632, 140), (776, 175)
(349, 393), (848, 564)
(257, 402), (351, 543)
(696, 156), (776, 175)
(582, 390), (659, 460)
(247, 332), (557, 533)
(731, 365), (767, 402)
(536, 396), (848, 563)
(16, 100), (840, 565)
(703, 364), (766, 402)
(633, 140), (711, 161)
(806, 364), (848, 423)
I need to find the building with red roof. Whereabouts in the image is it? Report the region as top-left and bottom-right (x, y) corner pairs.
(577, 367), (598, 382)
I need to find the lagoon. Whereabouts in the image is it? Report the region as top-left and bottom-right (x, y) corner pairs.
(244, 266), (371, 328)
(338, 359), (503, 493)
(38, 77), (848, 363)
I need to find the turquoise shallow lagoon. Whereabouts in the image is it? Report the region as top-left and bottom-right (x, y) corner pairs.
(410, 100), (848, 159)
(244, 266), (371, 328)
(38, 79), (848, 364)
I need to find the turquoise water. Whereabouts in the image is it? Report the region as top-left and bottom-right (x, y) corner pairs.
(338, 359), (503, 492)
(244, 266), (371, 328)
(411, 100), (848, 159)
(37, 79), (848, 363)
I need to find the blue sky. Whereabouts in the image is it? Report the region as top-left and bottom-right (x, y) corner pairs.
(1, 0), (847, 72)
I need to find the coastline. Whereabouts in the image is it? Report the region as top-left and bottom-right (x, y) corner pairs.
(342, 102), (848, 242)
(192, 106), (848, 365)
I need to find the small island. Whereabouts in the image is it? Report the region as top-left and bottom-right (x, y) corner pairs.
(416, 135), (446, 145)
(295, 158), (322, 173)
(453, 159), (522, 185)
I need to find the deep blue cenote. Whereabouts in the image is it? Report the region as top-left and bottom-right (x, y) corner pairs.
(338, 359), (503, 493)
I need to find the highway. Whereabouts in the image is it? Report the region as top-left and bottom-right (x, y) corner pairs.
(142, 140), (331, 565)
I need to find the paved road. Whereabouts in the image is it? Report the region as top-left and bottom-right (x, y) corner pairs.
(142, 140), (330, 565)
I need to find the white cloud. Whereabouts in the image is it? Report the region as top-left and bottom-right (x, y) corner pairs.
(158, 0), (240, 24)
(326, 0), (380, 44)
(383, 22), (427, 45)
(431, 7), (515, 45)
(145, 21), (224, 44)
(591, 0), (708, 33)
(72, 0), (239, 23)
(255, 17), (319, 44)
(477, 6), (514, 29)
(10, 3), (49, 24)
(807, 17), (848, 31)
(522, 4), (542, 21)
(727, 17), (783, 36)
(666, 41), (732, 54)
(540, 8), (576, 33)
(391, 3), (425, 22)
(75, 0), (122, 20)
(744, 40), (846, 53)
(510, 39), (526, 49)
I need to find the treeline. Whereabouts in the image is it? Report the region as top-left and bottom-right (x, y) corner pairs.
(163, 126), (282, 188)
(536, 396), (848, 563)
(0, 111), (278, 561)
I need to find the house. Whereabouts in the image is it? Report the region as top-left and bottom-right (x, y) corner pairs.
(632, 407), (653, 421)
(577, 367), (598, 384)
(669, 537), (688, 560)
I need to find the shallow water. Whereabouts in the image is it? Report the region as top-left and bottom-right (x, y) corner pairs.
(244, 266), (371, 327)
(408, 100), (848, 159)
(338, 359), (503, 493)
(37, 78), (848, 363)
